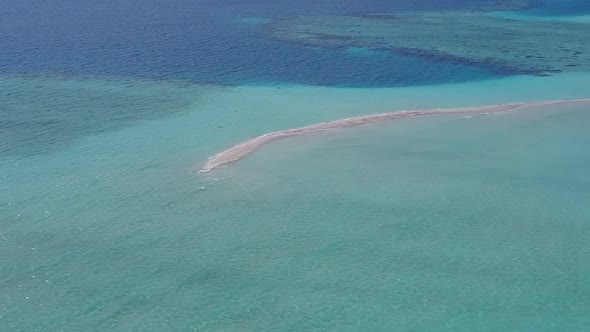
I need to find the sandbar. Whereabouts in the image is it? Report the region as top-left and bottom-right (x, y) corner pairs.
(198, 98), (590, 172)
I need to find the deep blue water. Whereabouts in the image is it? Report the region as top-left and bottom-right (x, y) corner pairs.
(0, 0), (512, 87)
(3, 0), (589, 87)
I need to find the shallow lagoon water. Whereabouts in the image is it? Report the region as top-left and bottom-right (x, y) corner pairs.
(2, 0), (590, 330)
(487, 10), (590, 23)
(2, 71), (590, 330)
(225, 103), (590, 331)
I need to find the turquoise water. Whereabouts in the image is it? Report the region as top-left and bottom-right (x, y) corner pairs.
(228, 104), (590, 330)
(487, 0), (590, 23)
(487, 10), (590, 23)
(2, 0), (590, 330)
(2, 73), (590, 330)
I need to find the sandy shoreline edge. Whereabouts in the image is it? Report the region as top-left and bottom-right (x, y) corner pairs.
(198, 98), (590, 173)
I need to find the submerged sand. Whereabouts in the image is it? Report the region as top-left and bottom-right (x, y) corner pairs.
(198, 98), (590, 172)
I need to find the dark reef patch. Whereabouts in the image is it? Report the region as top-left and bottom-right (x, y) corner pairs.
(265, 10), (590, 76)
